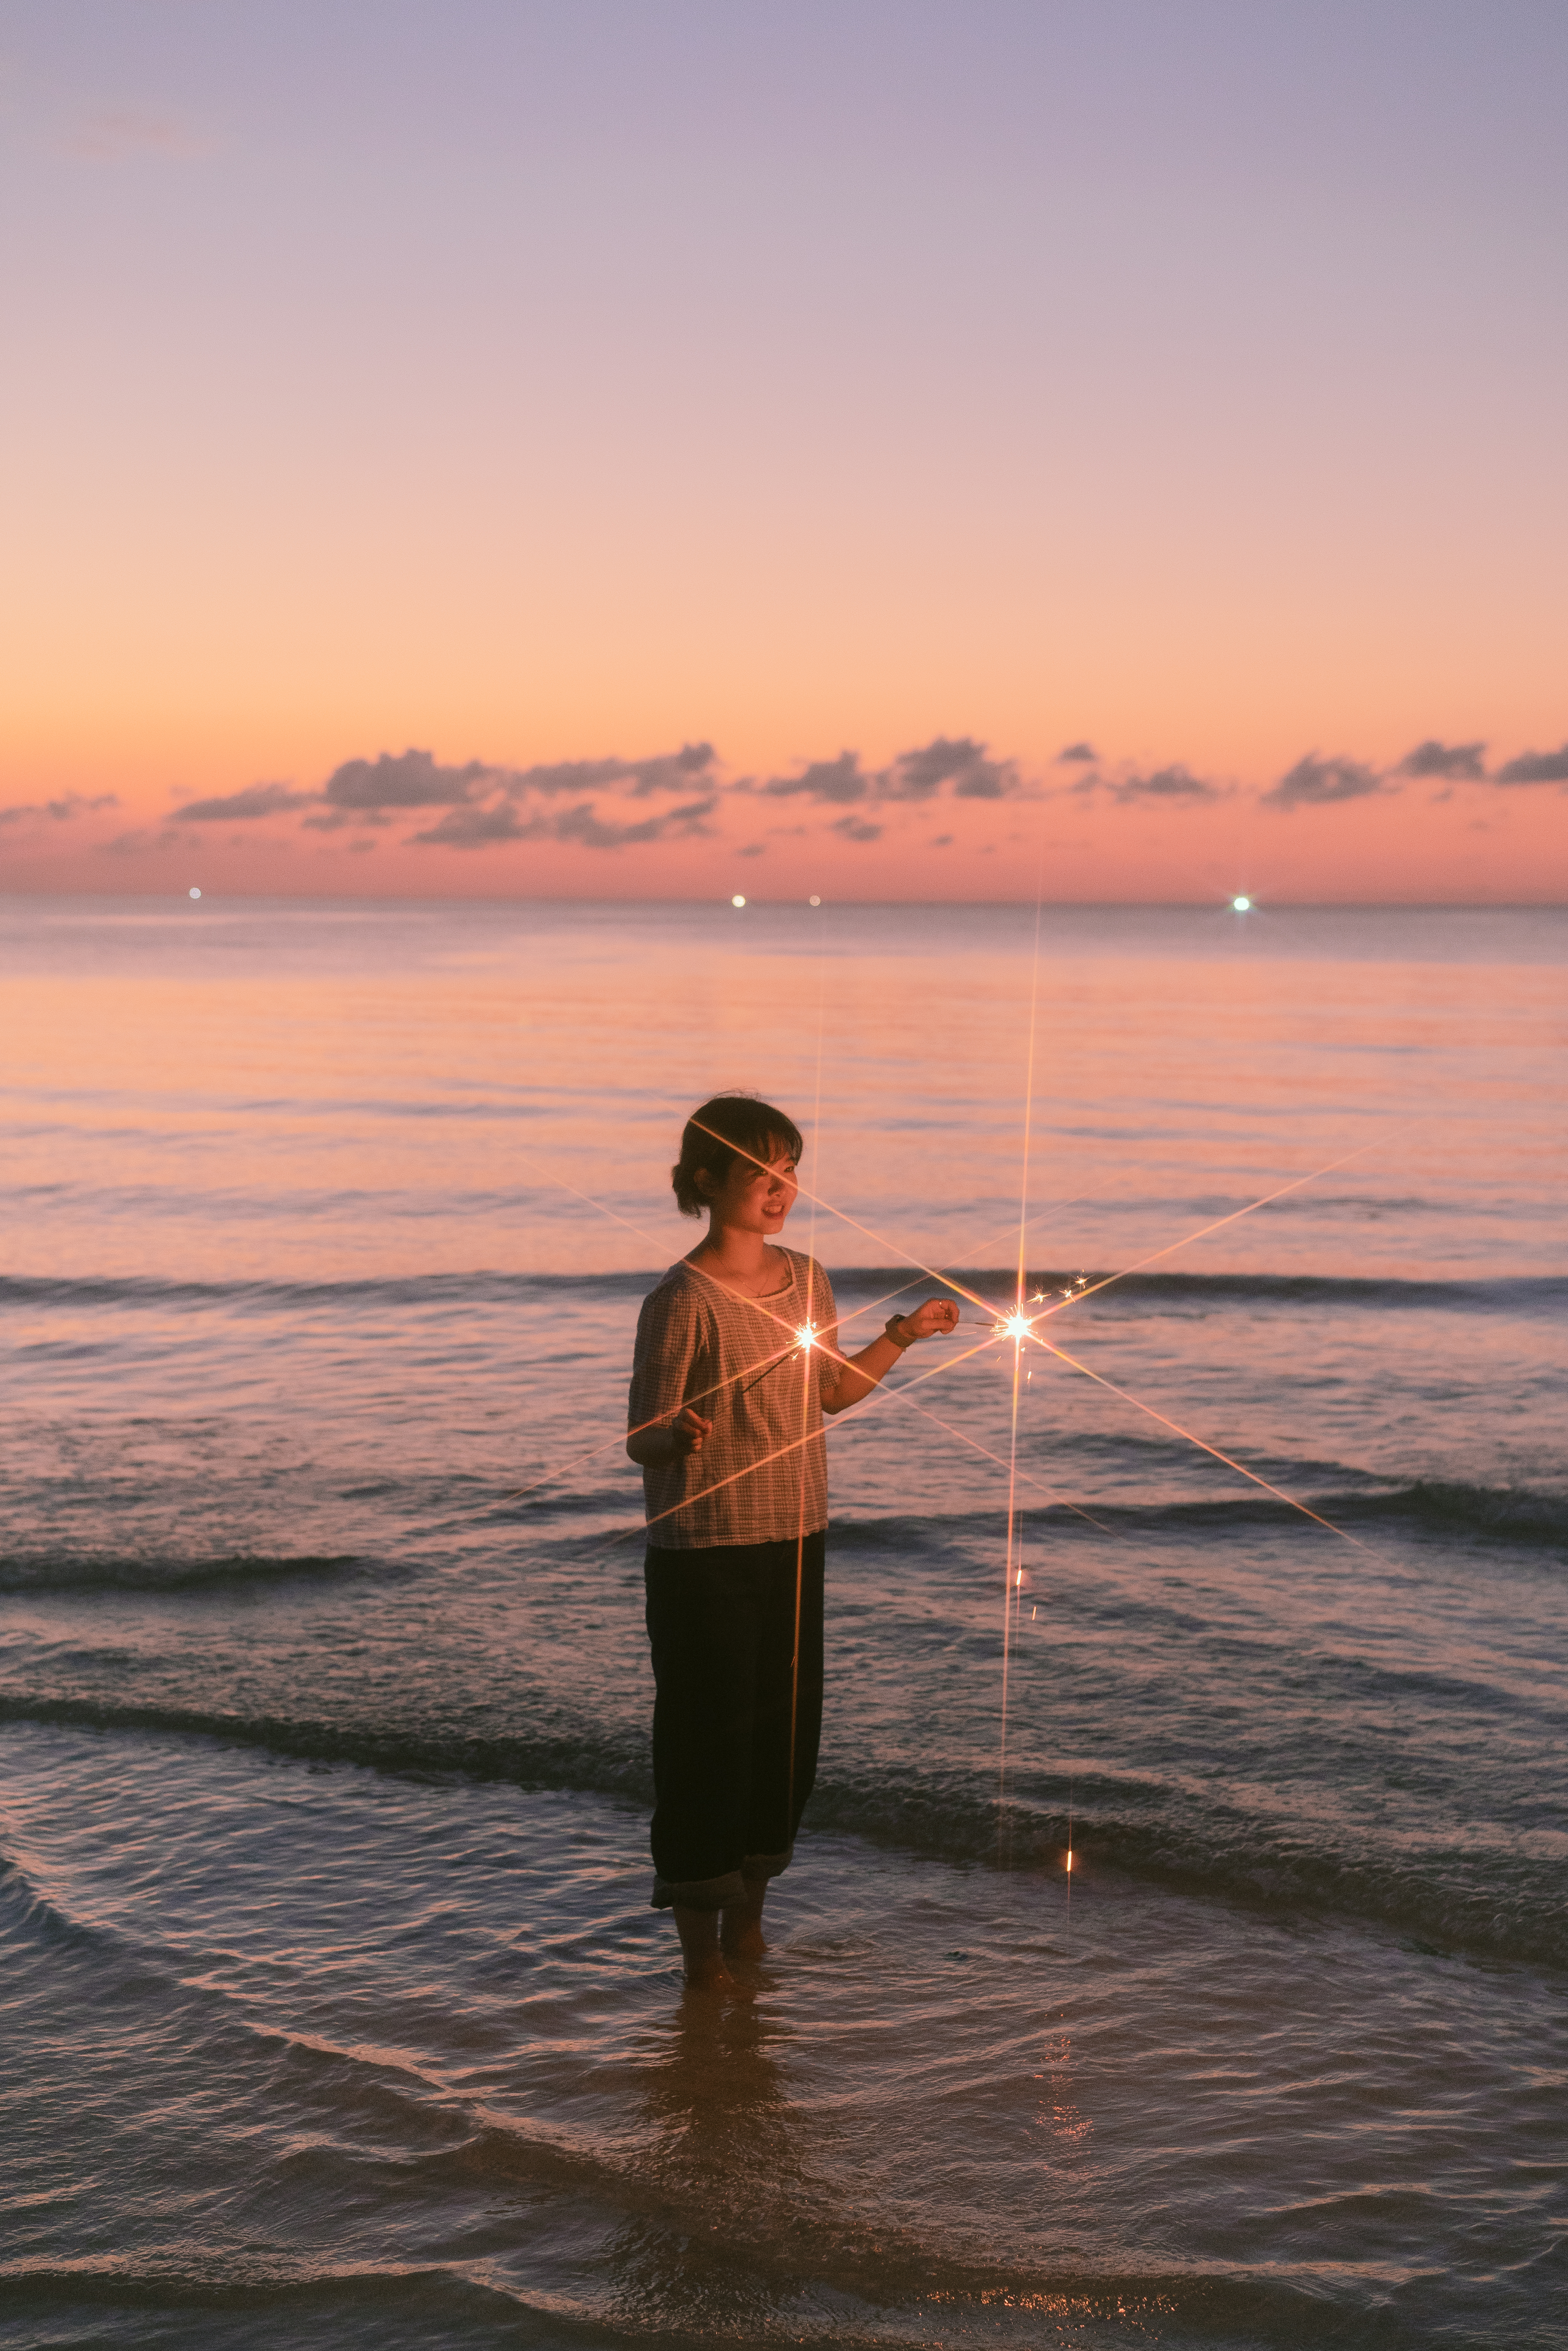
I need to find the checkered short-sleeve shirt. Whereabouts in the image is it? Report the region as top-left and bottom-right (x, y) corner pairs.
(629, 1248), (838, 1549)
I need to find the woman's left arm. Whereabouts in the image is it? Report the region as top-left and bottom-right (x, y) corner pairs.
(820, 1298), (958, 1415)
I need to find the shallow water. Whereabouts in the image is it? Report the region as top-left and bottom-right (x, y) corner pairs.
(2, 895), (1565, 2346)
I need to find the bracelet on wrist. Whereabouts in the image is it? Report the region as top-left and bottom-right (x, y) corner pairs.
(884, 1314), (917, 1350)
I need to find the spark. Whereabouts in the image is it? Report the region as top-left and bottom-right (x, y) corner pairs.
(1029, 1328), (1385, 1557)
(796, 1322), (817, 1351)
(1065, 1849), (1074, 1873)
(1038, 1133), (1410, 1327)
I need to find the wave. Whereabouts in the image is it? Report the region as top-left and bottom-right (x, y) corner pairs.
(0, 1694), (654, 1806)
(898, 1269), (1568, 1314)
(5, 1696), (1562, 1974)
(0, 1553), (368, 1594)
(522, 1478), (1568, 1554)
(976, 1478), (1568, 1551)
(2, 1269), (1561, 1315)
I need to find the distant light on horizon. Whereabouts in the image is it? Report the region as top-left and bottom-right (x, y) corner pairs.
(809, 895), (822, 906)
(1232, 894), (1252, 912)
(731, 894), (746, 908)
(189, 887), (201, 899)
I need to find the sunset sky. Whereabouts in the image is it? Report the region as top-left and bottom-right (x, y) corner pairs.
(3, 0), (1565, 901)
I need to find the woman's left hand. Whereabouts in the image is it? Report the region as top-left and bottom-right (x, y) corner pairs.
(893, 1298), (960, 1343)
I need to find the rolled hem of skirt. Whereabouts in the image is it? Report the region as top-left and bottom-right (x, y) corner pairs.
(650, 1846), (795, 1910)
(649, 1869), (746, 1912)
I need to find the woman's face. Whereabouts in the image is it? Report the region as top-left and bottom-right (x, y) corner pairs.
(705, 1143), (800, 1234)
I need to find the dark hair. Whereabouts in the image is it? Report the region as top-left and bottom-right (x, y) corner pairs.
(672, 1094), (804, 1217)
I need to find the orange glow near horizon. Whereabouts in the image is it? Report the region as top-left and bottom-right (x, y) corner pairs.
(1, 10), (1564, 902)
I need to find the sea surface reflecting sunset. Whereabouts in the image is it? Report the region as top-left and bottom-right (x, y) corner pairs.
(3, 896), (1564, 2349)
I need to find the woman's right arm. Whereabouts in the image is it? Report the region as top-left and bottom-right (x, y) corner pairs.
(627, 1406), (712, 1466)
(627, 1285), (711, 1465)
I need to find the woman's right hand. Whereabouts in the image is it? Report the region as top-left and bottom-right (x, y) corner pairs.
(669, 1406), (713, 1456)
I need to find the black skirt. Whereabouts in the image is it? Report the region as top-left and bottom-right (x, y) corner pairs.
(643, 1530), (825, 1909)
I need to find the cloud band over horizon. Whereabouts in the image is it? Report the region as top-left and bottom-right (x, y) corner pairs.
(82, 729), (1568, 860)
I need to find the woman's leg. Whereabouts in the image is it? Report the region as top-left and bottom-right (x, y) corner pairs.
(672, 1904), (731, 1989)
(646, 1545), (767, 1980)
(728, 1531), (825, 1955)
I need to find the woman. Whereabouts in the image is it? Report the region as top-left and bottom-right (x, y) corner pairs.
(627, 1092), (956, 1988)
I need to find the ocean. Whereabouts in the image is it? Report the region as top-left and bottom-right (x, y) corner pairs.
(2, 893), (1564, 2349)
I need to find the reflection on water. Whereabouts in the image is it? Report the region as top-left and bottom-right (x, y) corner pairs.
(613, 1989), (808, 2336)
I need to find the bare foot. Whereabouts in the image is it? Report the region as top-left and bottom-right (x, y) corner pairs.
(719, 1887), (768, 1961)
(673, 1904), (735, 1990)
(682, 1950), (736, 1991)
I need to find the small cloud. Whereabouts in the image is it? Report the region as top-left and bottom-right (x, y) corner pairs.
(65, 109), (207, 162)
(498, 743), (717, 800)
(930, 833), (954, 847)
(552, 794), (719, 849)
(619, 744), (717, 799)
(1262, 753), (1384, 811)
(1056, 742), (1097, 764)
(1493, 743), (1568, 786)
(0, 790), (119, 827)
(322, 748), (495, 811)
(410, 803), (529, 848)
(1106, 763), (1221, 807)
(301, 807), (392, 832)
(99, 825), (182, 856)
(757, 737), (1019, 808)
(760, 753), (869, 805)
(552, 804), (654, 849)
(176, 781), (316, 822)
(831, 815), (883, 843)
(738, 843), (766, 857)
(413, 791), (719, 851)
(887, 735), (1017, 802)
(1396, 739), (1487, 781)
